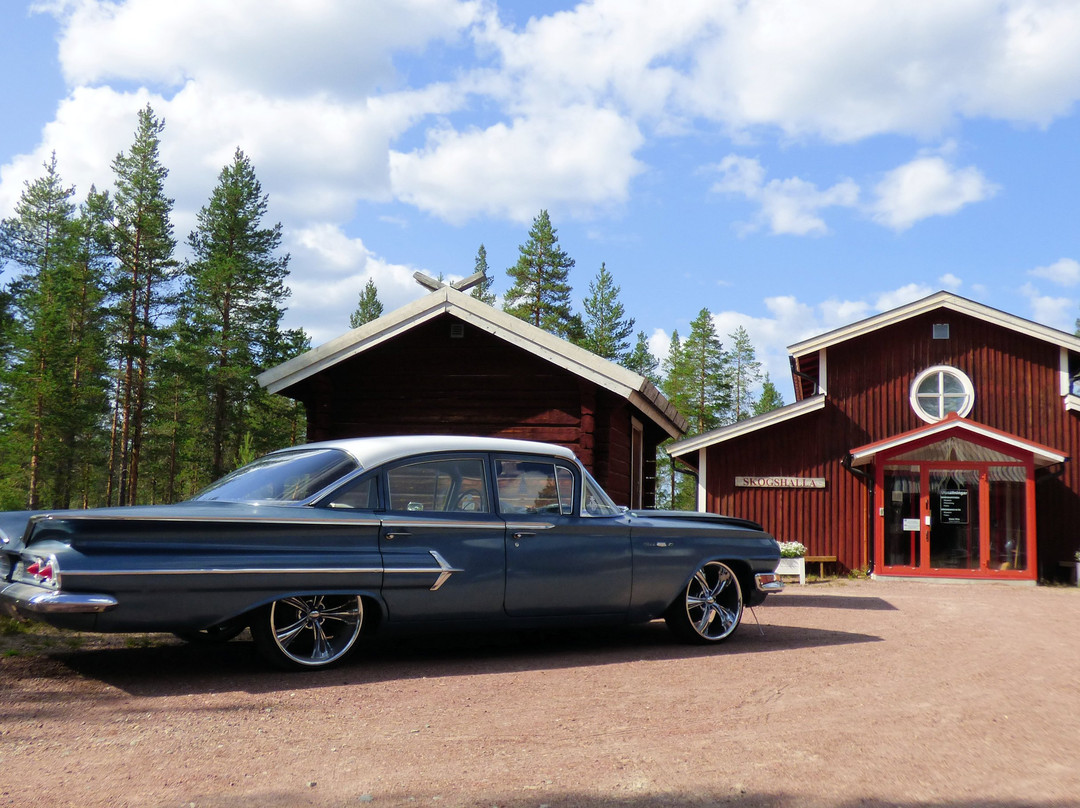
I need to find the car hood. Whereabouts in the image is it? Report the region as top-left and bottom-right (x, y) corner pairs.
(629, 509), (764, 532)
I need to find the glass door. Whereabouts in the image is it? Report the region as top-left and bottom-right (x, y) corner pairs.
(883, 466), (920, 568)
(928, 468), (980, 570)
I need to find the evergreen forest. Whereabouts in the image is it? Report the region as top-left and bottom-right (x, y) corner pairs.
(1, 110), (781, 512)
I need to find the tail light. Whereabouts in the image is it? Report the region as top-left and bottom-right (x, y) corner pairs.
(17, 554), (61, 590)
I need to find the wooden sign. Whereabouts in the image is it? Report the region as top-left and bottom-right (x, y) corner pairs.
(735, 476), (826, 489)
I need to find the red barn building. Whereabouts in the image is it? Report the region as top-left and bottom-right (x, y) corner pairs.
(668, 291), (1080, 582)
(258, 284), (686, 508)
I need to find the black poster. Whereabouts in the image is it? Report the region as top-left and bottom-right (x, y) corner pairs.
(938, 489), (969, 525)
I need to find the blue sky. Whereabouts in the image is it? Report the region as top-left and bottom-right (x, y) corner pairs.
(2, 1), (1080, 399)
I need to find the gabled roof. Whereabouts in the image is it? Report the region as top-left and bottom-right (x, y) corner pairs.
(849, 413), (1067, 469)
(258, 286), (688, 438)
(789, 290), (1080, 359)
(667, 394), (826, 459)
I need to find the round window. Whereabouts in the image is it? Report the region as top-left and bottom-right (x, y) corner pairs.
(910, 365), (975, 423)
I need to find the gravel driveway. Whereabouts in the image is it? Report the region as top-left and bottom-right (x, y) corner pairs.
(3, 578), (1079, 807)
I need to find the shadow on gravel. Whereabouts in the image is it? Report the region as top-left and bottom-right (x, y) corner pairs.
(763, 593), (898, 610)
(173, 788), (1069, 808)
(51, 619), (882, 698)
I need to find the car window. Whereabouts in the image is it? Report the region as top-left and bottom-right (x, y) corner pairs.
(496, 459), (575, 515)
(583, 469), (621, 516)
(191, 448), (358, 503)
(386, 458), (489, 513)
(324, 475), (380, 510)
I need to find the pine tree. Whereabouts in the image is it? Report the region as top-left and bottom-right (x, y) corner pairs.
(0, 155), (110, 509)
(728, 325), (762, 422)
(470, 244), (496, 305)
(580, 262), (635, 360)
(349, 278), (384, 328)
(676, 308), (730, 434)
(58, 187), (112, 507)
(503, 210), (576, 338)
(181, 148), (296, 481)
(107, 104), (178, 505)
(625, 330), (660, 385)
(753, 373), (786, 415)
(0, 154), (79, 508)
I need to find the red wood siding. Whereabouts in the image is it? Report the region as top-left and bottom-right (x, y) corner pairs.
(707, 309), (1080, 576)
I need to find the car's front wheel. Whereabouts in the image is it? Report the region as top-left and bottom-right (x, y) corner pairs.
(665, 561), (744, 643)
(252, 594), (364, 670)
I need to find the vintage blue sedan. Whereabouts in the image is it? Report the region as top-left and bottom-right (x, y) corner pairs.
(0, 436), (782, 670)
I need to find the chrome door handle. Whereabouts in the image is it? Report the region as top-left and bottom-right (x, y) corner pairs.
(512, 531), (536, 540)
(384, 531), (410, 541)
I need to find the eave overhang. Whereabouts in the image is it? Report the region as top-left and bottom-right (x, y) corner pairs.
(667, 394), (827, 459)
(788, 290), (1080, 360)
(848, 413), (1067, 469)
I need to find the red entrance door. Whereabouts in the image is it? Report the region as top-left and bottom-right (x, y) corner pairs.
(877, 454), (1035, 580)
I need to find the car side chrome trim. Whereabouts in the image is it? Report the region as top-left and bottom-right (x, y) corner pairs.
(34, 551), (465, 591)
(504, 522), (555, 531)
(31, 513), (384, 528)
(1, 582), (118, 614)
(70, 566), (386, 576)
(381, 521), (506, 531)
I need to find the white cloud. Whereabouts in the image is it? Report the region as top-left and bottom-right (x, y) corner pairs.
(390, 107), (645, 223)
(709, 155), (859, 236)
(870, 156), (998, 231)
(939, 273), (963, 291)
(1020, 283), (1076, 332)
(48, 0), (480, 97)
(284, 225), (427, 345)
(479, 1), (1080, 141)
(1029, 258), (1080, 287)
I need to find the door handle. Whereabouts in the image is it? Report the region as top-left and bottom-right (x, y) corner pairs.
(512, 531), (536, 540)
(384, 531), (410, 541)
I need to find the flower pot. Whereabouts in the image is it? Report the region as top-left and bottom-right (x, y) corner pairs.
(775, 556), (806, 585)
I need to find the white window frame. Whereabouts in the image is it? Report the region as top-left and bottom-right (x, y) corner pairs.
(909, 365), (975, 423)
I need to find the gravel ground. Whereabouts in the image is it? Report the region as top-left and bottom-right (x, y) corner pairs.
(2, 578), (1080, 808)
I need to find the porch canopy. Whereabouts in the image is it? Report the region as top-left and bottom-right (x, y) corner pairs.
(849, 412), (1067, 469)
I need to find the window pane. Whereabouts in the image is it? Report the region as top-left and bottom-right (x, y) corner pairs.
(496, 460), (562, 514)
(388, 459), (487, 513)
(327, 476), (379, 510)
(917, 375), (941, 396)
(942, 374), (965, 394)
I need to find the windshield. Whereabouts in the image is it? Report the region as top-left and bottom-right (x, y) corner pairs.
(190, 448), (359, 503)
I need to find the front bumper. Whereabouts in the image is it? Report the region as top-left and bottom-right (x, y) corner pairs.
(1, 582), (117, 615)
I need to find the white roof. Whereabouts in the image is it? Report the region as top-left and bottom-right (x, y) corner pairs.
(275, 434), (578, 470)
(667, 395), (826, 458)
(789, 290), (1080, 357)
(258, 286), (687, 437)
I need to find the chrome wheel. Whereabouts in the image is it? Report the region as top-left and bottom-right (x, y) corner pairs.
(665, 561), (744, 643)
(253, 595), (363, 670)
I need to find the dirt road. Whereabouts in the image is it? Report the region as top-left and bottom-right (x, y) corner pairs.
(3, 579), (1079, 807)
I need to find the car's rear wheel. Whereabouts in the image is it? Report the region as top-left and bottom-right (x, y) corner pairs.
(664, 561), (744, 643)
(252, 594), (364, 670)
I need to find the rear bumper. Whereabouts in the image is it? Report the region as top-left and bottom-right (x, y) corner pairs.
(754, 572), (784, 593)
(1, 582), (117, 615)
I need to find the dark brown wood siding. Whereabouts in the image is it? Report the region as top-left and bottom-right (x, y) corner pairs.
(281, 313), (664, 506)
(707, 309), (1080, 576)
